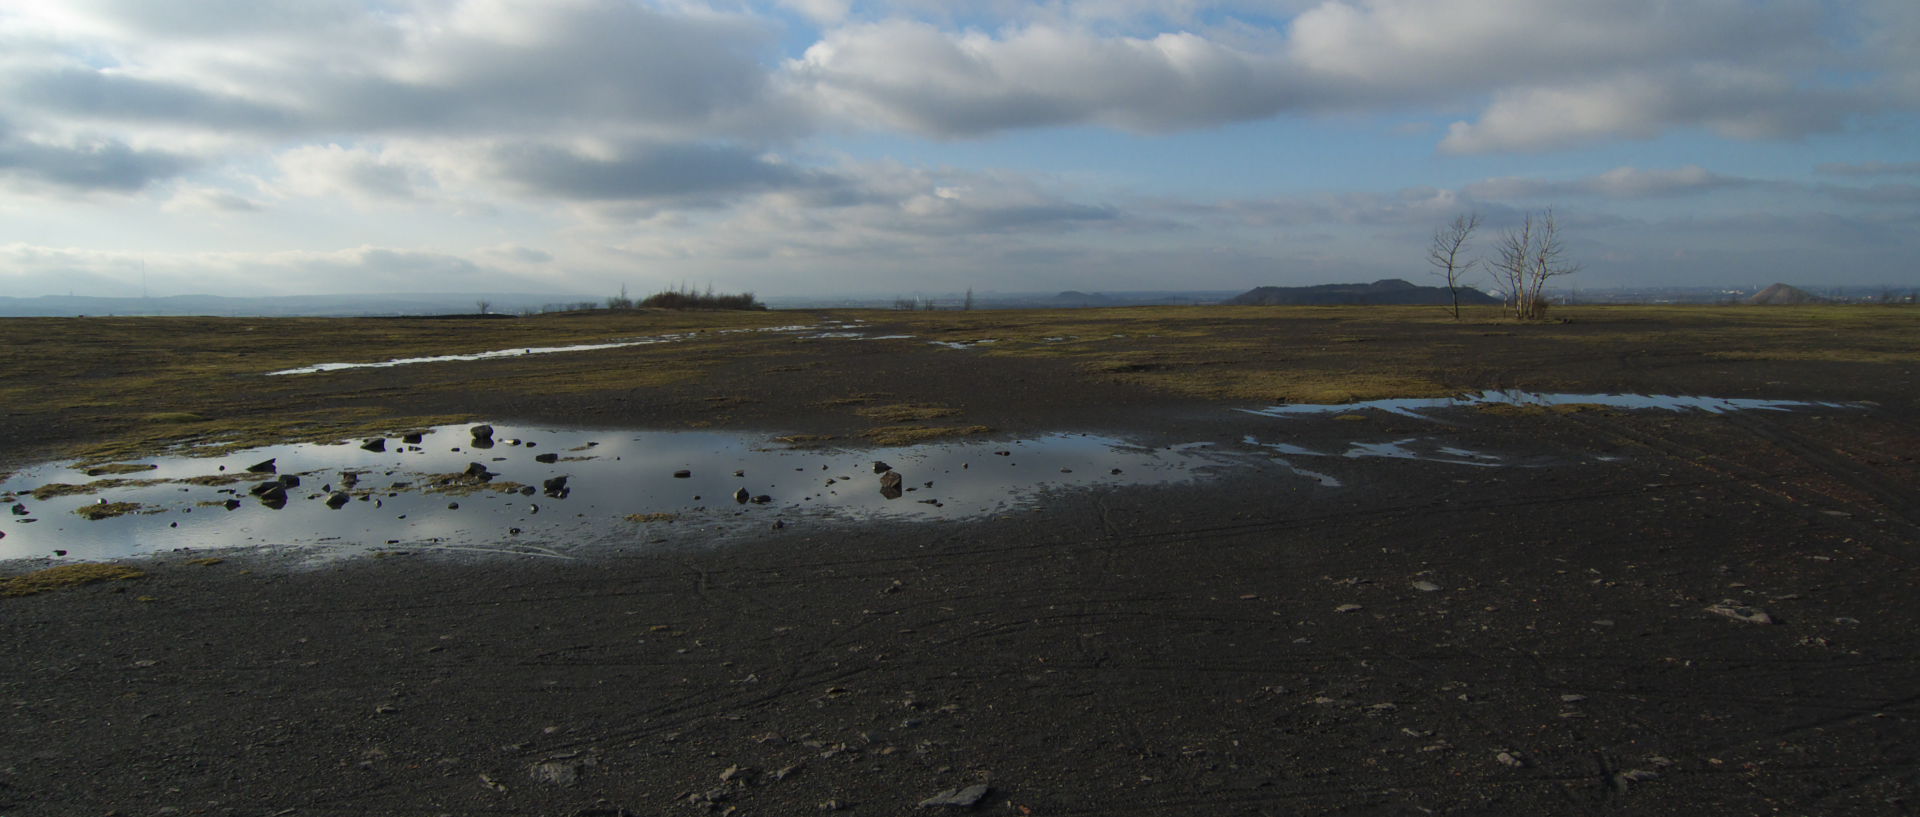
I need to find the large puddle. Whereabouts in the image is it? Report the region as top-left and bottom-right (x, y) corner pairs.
(0, 426), (1234, 562)
(0, 392), (1855, 564)
(266, 320), (902, 376)
(1243, 390), (1855, 418)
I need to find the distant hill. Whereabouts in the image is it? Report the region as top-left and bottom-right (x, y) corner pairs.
(0, 292), (595, 318)
(1744, 283), (1827, 305)
(1225, 279), (1500, 306)
(1045, 291), (1121, 307)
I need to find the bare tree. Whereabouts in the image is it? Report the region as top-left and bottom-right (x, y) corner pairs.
(1427, 212), (1480, 320)
(475, 298), (492, 314)
(963, 287), (975, 311)
(1492, 209), (1580, 320)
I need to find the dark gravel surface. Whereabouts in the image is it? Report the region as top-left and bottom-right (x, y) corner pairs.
(5, 389), (1919, 816)
(6, 311), (1920, 816)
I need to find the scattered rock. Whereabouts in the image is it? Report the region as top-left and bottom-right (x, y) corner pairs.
(10, 503), (27, 515)
(401, 432), (424, 444)
(277, 474), (300, 488)
(528, 760), (584, 787)
(734, 488), (751, 504)
(1334, 603), (1364, 613)
(245, 458), (277, 473)
(1411, 580), (1442, 592)
(918, 783), (990, 808)
(873, 461), (892, 474)
(673, 470), (692, 479)
(1560, 693), (1587, 703)
(752, 494), (772, 504)
(1495, 751), (1527, 768)
(465, 462), (495, 480)
(1705, 601), (1776, 625)
(361, 438), (386, 452)
(325, 492), (351, 509)
(478, 774), (509, 793)
(249, 481), (287, 501)
(470, 424), (495, 441)
(543, 475), (570, 498)
(535, 452), (560, 464)
(1612, 768), (1660, 792)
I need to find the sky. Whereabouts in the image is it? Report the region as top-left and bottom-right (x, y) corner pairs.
(1, 0), (1917, 299)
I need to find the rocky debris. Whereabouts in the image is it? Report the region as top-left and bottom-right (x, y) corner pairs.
(401, 432), (424, 444)
(249, 480), (285, 498)
(325, 492), (351, 509)
(360, 438), (386, 452)
(918, 783), (990, 808)
(752, 495), (772, 505)
(872, 461), (892, 474)
(245, 458), (277, 474)
(1411, 580), (1442, 592)
(528, 759), (585, 787)
(1334, 603), (1364, 613)
(734, 488), (751, 504)
(221, 499), (242, 511)
(1705, 601), (1776, 625)
(339, 472), (360, 488)
(543, 475), (570, 498)
(535, 452), (559, 464)
(1495, 751), (1527, 768)
(1612, 768), (1660, 792)
(10, 503), (27, 515)
(879, 471), (904, 500)
(673, 470), (692, 479)
(464, 462), (495, 480)
(277, 474), (300, 488)
(470, 424), (495, 441)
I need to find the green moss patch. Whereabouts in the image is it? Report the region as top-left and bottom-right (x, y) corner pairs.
(73, 502), (146, 520)
(2, 563), (147, 597)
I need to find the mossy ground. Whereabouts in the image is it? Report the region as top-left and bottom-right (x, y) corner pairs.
(72, 501), (147, 520)
(1, 563), (146, 597)
(3, 304), (1914, 468)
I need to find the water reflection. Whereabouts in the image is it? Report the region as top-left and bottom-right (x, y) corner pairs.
(0, 427), (1223, 562)
(1243, 390), (1854, 418)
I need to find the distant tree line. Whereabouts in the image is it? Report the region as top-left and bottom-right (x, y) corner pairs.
(511, 283), (764, 314)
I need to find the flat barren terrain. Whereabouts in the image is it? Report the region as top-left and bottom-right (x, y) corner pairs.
(2, 305), (1917, 815)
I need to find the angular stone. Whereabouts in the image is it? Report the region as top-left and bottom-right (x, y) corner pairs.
(918, 784), (989, 808)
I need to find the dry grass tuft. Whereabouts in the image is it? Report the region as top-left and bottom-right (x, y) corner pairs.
(73, 502), (145, 520)
(2, 563), (147, 597)
(864, 425), (994, 446)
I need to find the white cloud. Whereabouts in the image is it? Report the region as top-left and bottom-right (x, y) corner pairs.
(778, 0), (854, 23)
(273, 144), (427, 201)
(161, 184), (263, 213)
(789, 20), (1305, 136)
(1441, 69), (1862, 154)
(1817, 160), (1920, 177)
(0, 242), (544, 296)
(1466, 166), (1754, 199)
